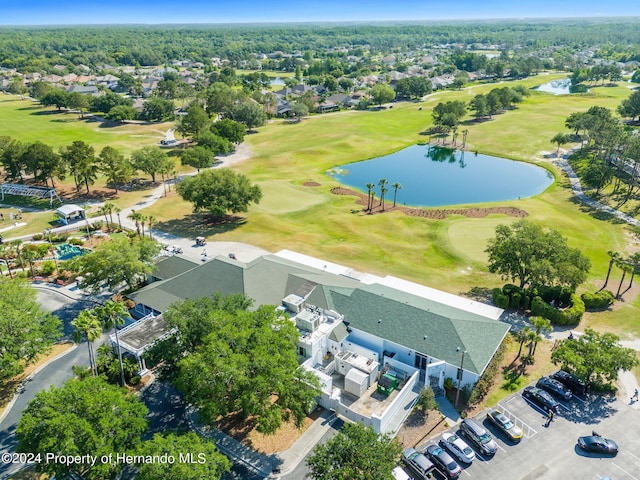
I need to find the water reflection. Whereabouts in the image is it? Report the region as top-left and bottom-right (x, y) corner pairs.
(536, 79), (588, 95)
(330, 144), (554, 207)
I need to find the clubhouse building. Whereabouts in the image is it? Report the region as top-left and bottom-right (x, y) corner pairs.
(120, 249), (509, 434)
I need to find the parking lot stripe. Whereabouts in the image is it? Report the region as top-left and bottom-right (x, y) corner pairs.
(625, 451), (640, 466)
(497, 403), (537, 438)
(573, 395), (586, 404)
(495, 443), (507, 453)
(558, 402), (571, 411)
(461, 468), (472, 477)
(612, 462), (639, 480)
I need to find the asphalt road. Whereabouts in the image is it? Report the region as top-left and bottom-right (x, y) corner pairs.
(0, 289), (98, 480)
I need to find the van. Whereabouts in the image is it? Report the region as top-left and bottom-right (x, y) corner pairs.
(402, 447), (434, 480)
(459, 418), (498, 456)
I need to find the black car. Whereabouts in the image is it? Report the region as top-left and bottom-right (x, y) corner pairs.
(551, 370), (589, 395)
(578, 433), (618, 455)
(522, 386), (559, 413)
(425, 444), (462, 479)
(537, 376), (573, 401)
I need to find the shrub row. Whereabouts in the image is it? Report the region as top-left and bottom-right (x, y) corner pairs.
(581, 290), (614, 309)
(493, 284), (585, 326)
(468, 336), (508, 406)
(531, 294), (584, 326)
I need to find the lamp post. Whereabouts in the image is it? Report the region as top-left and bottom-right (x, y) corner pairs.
(455, 348), (467, 408)
(45, 229), (59, 274)
(85, 220), (93, 247)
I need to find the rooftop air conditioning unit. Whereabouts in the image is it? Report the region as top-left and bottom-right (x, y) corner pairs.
(282, 294), (304, 313)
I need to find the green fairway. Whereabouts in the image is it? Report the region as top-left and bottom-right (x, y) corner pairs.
(0, 95), (170, 154)
(2, 78), (639, 332)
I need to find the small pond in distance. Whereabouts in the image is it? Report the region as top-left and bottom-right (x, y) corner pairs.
(329, 145), (554, 207)
(535, 78), (588, 95)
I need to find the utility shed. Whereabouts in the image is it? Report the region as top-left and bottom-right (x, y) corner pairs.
(345, 368), (369, 398)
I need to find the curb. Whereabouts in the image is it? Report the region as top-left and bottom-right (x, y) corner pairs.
(0, 343), (78, 424)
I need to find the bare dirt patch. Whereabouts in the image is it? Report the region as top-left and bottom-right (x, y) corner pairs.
(218, 407), (324, 454)
(303, 181), (321, 187)
(396, 409), (449, 448)
(331, 187), (529, 219)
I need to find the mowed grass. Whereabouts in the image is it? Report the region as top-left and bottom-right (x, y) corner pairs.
(0, 94), (170, 154)
(1, 79), (638, 317)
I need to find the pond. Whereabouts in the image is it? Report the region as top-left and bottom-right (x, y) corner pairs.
(329, 145), (554, 207)
(535, 78), (588, 95)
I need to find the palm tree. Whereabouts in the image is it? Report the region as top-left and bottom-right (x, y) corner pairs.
(625, 252), (640, 292)
(71, 310), (102, 376)
(601, 251), (620, 291)
(140, 216), (146, 238)
(128, 210), (143, 238)
(96, 299), (131, 387)
(365, 182), (375, 212)
(104, 202), (116, 226)
(462, 129), (469, 148)
(378, 178), (388, 210)
(98, 205), (111, 232)
(551, 133), (570, 156)
(514, 327), (529, 359)
(526, 328), (540, 360)
(392, 182), (402, 207)
(114, 206), (122, 230)
(530, 316), (552, 355)
(616, 260), (632, 299)
(0, 243), (14, 279)
(146, 215), (156, 240)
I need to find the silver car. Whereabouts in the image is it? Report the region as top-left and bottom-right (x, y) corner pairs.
(440, 432), (476, 464)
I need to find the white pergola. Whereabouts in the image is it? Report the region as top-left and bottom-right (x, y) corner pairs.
(0, 183), (62, 207)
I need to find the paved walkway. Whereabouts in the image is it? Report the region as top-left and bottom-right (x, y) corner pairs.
(553, 156), (640, 226)
(436, 394), (461, 427)
(187, 405), (337, 478)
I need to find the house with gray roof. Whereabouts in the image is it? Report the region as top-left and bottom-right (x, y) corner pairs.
(127, 249), (508, 434)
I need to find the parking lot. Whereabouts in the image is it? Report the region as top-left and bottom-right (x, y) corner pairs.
(418, 389), (640, 480)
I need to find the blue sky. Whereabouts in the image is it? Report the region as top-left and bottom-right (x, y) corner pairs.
(1, 0), (639, 25)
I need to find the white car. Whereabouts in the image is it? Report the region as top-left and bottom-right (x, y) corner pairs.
(440, 432), (476, 464)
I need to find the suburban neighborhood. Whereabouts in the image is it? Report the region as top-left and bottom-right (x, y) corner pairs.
(2, 11), (640, 480)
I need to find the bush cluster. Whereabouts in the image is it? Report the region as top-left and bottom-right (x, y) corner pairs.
(493, 284), (584, 326)
(531, 294), (584, 326)
(581, 290), (615, 309)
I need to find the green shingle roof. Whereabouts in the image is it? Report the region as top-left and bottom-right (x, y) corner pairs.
(327, 287), (509, 376)
(151, 255), (199, 281)
(130, 253), (508, 376)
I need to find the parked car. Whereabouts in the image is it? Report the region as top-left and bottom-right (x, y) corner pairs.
(550, 370), (589, 395)
(537, 376), (573, 401)
(440, 432), (476, 464)
(459, 418), (498, 456)
(425, 445), (462, 479)
(522, 386), (559, 413)
(486, 410), (524, 442)
(578, 432), (618, 455)
(402, 447), (434, 480)
(392, 466), (413, 480)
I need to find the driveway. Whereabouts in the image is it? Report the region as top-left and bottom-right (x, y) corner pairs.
(0, 288), (100, 480)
